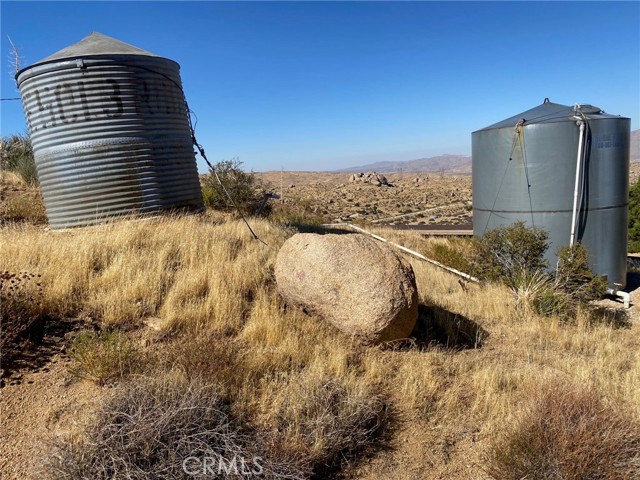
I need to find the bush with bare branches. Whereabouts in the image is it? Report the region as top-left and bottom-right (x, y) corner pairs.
(46, 374), (305, 479)
(488, 381), (640, 480)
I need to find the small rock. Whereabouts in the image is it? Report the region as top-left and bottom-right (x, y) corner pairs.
(143, 316), (165, 331)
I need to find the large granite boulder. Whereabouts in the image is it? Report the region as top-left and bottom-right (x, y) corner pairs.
(348, 172), (390, 186)
(275, 233), (418, 344)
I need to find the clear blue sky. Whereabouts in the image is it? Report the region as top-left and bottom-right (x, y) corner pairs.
(2, 1), (639, 172)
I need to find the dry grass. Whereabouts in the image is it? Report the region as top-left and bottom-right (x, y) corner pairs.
(0, 214), (284, 329)
(254, 367), (387, 475)
(1, 170), (26, 187)
(488, 380), (640, 480)
(1, 215), (639, 478)
(0, 173), (47, 225)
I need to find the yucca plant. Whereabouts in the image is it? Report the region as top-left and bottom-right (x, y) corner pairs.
(512, 267), (552, 312)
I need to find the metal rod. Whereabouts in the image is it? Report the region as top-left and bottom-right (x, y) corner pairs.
(323, 223), (479, 283)
(570, 119), (585, 247)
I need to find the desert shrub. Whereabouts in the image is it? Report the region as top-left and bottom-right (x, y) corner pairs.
(153, 341), (387, 476)
(267, 203), (324, 229)
(427, 241), (472, 274)
(473, 224), (606, 317)
(511, 268), (552, 313)
(471, 221), (549, 289)
(202, 158), (263, 213)
(47, 374), (303, 479)
(527, 244), (608, 319)
(488, 381), (640, 480)
(629, 178), (640, 253)
(68, 330), (142, 385)
(531, 286), (568, 317)
(1, 134), (38, 186)
(555, 243), (608, 304)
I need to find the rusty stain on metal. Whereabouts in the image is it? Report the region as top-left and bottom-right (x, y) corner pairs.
(16, 32), (204, 229)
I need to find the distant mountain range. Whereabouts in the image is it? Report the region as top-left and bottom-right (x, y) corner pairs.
(631, 128), (639, 161)
(335, 154), (472, 174)
(336, 129), (639, 174)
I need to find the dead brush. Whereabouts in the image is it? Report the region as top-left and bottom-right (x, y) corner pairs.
(45, 373), (305, 480)
(487, 380), (640, 480)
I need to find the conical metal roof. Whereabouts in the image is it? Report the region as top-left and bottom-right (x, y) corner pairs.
(475, 99), (626, 132)
(36, 32), (158, 64)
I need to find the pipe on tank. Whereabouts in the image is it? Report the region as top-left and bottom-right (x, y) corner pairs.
(570, 118), (585, 247)
(606, 288), (631, 309)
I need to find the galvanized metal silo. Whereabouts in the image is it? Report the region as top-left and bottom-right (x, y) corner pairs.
(16, 32), (204, 228)
(472, 99), (630, 288)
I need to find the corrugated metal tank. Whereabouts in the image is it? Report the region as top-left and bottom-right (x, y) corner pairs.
(16, 32), (204, 229)
(472, 99), (630, 287)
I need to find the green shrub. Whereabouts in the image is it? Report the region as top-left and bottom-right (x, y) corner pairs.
(68, 330), (142, 385)
(471, 222), (549, 289)
(472, 224), (606, 317)
(532, 286), (568, 317)
(428, 241), (472, 274)
(268, 206), (324, 229)
(554, 243), (608, 304)
(201, 158), (263, 213)
(528, 245), (607, 319)
(629, 178), (640, 253)
(1, 134), (38, 186)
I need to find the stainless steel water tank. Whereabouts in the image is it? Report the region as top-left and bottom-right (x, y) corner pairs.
(472, 99), (630, 287)
(16, 32), (204, 228)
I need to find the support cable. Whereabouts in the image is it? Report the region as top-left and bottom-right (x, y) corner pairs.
(517, 123), (536, 229)
(482, 121), (522, 234)
(123, 64), (271, 248)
